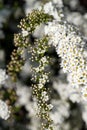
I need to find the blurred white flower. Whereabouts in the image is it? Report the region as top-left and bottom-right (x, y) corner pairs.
(50, 100), (70, 124)
(0, 100), (10, 120)
(69, 0), (79, 9)
(43, 2), (63, 20)
(81, 102), (87, 125)
(53, 81), (69, 100)
(0, 69), (8, 84)
(69, 90), (81, 103)
(16, 82), (32, 106)
(52, 0), (63, 8)
(66, 12), (83, 26)
(24, 0), (41, 14)
(53, 79), (82, 103)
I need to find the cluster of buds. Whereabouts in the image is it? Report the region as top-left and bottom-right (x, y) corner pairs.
(7, 49), (25, 81)
(7, 9), (53, 82)
(7, 8), (54, 130)
(30, 37), (53, 130)
(18, 9), (53, 34)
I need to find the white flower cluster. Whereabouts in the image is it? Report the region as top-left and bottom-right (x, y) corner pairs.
(0, 100), (10, 120)
(34, 56), (49, 73)
(42, 91), (49, 102)
(44, 1), (87, 101)
(0, 69), (8, 85)
(45, 21), (86, 87)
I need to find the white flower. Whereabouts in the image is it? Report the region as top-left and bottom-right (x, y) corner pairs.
(42, 91), (47, 96)
(40, 56), (47, 64)
(69, 91), (81, 103)
(0, 69), (8, 85)
(48, 104), (53, 110)
(42, 91), (49, 101)
(0, 100), (10, 120)
(45, 21), (67, 47)
(38, 83), (43, 89)
(22, 29), (28, 37)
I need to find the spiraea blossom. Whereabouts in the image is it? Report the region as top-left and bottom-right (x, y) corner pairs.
(44, 1), (87, 100)
(21, 29), (29, 37)
(45, 21), (85, 79)
(0, 100), (10, 120)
